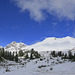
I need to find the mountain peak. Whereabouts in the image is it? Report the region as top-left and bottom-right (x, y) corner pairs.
(5, 42), (27, 52)
(11, 41), (17, 44)
(25, 36), (75, 51)
(4, 36), (75, 52)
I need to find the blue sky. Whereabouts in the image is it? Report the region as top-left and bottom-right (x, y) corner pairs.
(0, 0), (75, 47)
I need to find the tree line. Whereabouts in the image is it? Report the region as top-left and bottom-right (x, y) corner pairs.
(51, 51), (75, 61)
(0, 48), (18, 62)
(0, 48), (41, 62)
(19, 49), (41, 60)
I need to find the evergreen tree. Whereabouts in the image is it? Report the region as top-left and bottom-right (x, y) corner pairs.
(64, 53), (68, 59)
(68, 51), (73, 60)
(34, 51), (40, 58)
(1, 48), (4, 57)
(9, 52), (12, 60)
(7, 51), (10, 60)
(30, 52), (33, 59)
(30, 49), (34, 59)
(0, 50), (1, 57)
(15, 52), (18, 62)
(0, 50), (2, 61)
(19, 50), (24, 57)
(31, 49), (35, 54)
(25, 53), (29, 59)
(51, 51), (56, 57)
(73, 53), (75, 61)
(4, 51), (7, 59)
(58, 51), (62, 57)
(12, 52), (14, 61)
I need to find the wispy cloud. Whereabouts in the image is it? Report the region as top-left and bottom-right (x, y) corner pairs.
(11, 25), (22, 30)
(12, 0), (75, 21)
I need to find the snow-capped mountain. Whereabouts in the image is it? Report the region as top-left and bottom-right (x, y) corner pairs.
(25, 36), (75, 51)
(5, 41), (27, 52)
(4, 36), (75, 52)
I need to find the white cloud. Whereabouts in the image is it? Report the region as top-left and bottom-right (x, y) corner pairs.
(12, 0), (75, 21)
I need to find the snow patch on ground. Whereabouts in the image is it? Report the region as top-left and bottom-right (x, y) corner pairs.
(0, 57), (75, 75)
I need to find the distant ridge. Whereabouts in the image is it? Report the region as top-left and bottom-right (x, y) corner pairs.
(2, 36), (75, 52)
(5, 41), (27, 52)
(25, 36), (75, 51)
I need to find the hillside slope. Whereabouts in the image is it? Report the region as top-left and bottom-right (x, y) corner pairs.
(5, 41), (27, 52)
(25, 36), (75, 51)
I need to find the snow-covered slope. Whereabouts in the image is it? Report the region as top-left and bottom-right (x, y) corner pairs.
(4, 36), (75, 52)
(25, 36), (75, 51)
(0, 58), (75, 75)
(5, 41), (27, 52)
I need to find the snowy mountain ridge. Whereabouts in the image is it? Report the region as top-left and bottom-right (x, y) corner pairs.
(3, 36), (75, 52)
(25, 36), (75, 51)
(0, 36), (75, 75)
(5, 41), (27, 52)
